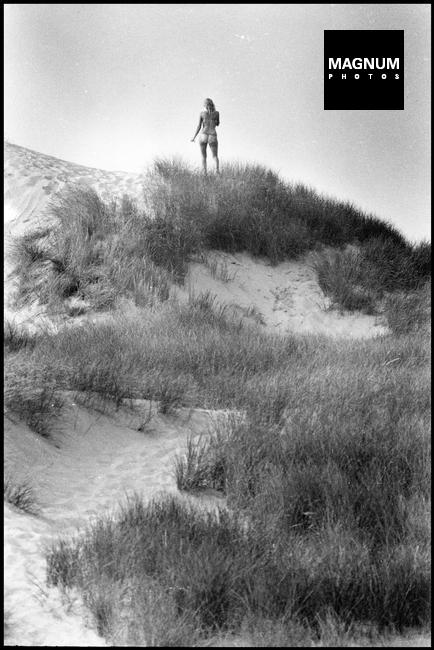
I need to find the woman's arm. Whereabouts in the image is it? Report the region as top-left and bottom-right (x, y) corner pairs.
(191, 114), (203, 142)
(214, 111), (220, 126)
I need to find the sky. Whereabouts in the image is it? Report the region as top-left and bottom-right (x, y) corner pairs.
(4, 3), (431, 241)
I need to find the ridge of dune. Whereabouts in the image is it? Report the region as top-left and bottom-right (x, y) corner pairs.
(4, 141), (388, 339)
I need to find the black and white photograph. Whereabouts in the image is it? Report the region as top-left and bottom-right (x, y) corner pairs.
(4, 3), (431, 647)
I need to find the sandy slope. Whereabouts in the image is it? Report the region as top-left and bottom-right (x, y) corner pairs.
(182, 250), (388, 338)
(4, 142), (427, 646)
(4, 141), (144, 239)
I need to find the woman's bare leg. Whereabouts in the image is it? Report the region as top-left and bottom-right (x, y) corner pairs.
(199, 142), (207, 174)
(210, 142), (219, 173)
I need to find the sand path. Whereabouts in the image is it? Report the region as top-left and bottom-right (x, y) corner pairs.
(4, 397), (223, 646)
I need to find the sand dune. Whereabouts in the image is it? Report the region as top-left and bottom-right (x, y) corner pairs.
(5, 142), (424, 646)
(4, 141), (388, 338)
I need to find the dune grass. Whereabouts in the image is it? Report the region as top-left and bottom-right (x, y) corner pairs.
(9, 188), (172, 311)
(172, 326), (430, 545)
(143, 158), (410, 262)
(4, 475), (39, 515)
(311, 240), (431, 315)
(46, 489), (429, 645)
(36, 297), (430, 644)
(383, 280), (431, 335)
(4, 352), (64, 439)
(9, 296), (298, 413)
(4, 319), (38, 353)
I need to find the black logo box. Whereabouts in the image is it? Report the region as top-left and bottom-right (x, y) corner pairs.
(324, 30), (404, 110)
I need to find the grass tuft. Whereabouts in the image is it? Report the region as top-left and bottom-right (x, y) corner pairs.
(383, 281), (431, 335)
(4, 475), (40, 515)
(4, 320), (37, 352)
(4, 352), (64, 438)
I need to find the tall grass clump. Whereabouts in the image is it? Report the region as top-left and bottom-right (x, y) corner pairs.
(46, 494), (250, 644)
(312, 238), (431, 314)
(4, 351), (64, 439)
(4, 319), (37, 352)
(141, 158), (208, 279)
(384, 280), (431, 336)
(46, 487), (430, 646)
(10, 187), (172, 310)
(174, 429), (229, 493)
(179, 332), (431, 537)
(311, 247), (376, 313)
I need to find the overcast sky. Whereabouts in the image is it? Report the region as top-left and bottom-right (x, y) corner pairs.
(4, 3), (431, 241)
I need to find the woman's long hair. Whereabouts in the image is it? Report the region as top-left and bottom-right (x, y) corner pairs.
(204, 98), (216, 113)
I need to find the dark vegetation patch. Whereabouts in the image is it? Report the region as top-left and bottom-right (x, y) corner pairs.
(46, 488), (430, 645)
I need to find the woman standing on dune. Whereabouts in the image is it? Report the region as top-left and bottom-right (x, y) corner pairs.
(191, 98), (220, 175)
